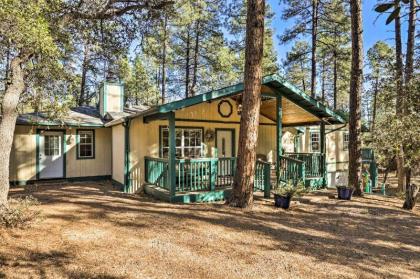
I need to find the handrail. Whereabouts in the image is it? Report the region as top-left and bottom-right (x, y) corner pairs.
(279, 155), (304, 164)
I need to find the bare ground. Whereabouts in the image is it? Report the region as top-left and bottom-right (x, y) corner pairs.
(1, 181), (419, 279)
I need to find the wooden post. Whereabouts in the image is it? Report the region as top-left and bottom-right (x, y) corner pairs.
(209, 158), (217, 192)
(168, 112), (176, 199)
(320, 122), (327, 187)
(276, 94), (282, 185)
(264, 162), (271, 198)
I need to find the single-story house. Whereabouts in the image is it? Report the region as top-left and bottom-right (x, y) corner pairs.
(10, 74), (346, 202)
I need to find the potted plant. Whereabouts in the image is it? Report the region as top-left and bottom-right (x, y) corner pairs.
(336, 185), (354, 200)
(335, 174), (353, 200)
(272, 180), (305, 209)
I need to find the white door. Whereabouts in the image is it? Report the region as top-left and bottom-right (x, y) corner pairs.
(216, 130), (233, 158)
(216, 130), (234, 180)
(39, 131), (64, 179)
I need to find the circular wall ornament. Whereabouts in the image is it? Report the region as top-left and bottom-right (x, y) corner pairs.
(218, 100), (233, 118)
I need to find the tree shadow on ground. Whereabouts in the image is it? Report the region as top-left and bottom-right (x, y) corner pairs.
(7, 182), (420, 278)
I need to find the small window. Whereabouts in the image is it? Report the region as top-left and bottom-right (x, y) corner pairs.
(343, 132), (349, 151)
(310, 132), (320, 152)
(44, 135), (60, 156)
(77, 130), (95, 159)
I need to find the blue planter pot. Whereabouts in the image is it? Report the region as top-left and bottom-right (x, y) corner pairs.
(337, 186), (353, 200)
(274, 194), (291, 209)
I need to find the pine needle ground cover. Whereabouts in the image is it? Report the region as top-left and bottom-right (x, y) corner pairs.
(1, 182), (419, 279)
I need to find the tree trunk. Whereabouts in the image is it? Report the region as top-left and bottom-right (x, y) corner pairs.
(229, 0), (265, 208)
(404, 0), (416, 98)
(321, 56), (326, 103)
(403, 168), (418, 210)
(185, 29), (191, 99)
(310, 0), (318, 98)
(4, 43), (10, 91)
(190, 20), (200, 97)
(394, 0), (405, 191)
(348, 0), (363, 196)
(333, 51), (338, 110)
(371, 76), (379, 131)
(0, 55), (28, 208)
(79, 44), (89, 106)
(299, 60), (306, 92)
(161, 15), (168, 104)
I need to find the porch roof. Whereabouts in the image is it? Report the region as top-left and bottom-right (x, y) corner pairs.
(107, 74), (346, 127)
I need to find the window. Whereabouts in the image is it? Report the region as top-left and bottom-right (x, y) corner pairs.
(343, 132), (349, 151)
(77, 130), (95, 159)
(310, 132), (320, 152)
(44, 135), (60, 156)
(161, 127), (203, 158)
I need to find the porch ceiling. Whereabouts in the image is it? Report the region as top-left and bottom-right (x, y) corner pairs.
(260, 98), (320, 125)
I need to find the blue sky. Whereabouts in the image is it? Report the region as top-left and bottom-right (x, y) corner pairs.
(268, 0), (406, 64)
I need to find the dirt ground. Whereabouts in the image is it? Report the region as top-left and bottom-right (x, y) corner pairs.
(1, 181), (419, 279)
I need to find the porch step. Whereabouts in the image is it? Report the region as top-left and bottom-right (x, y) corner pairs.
(144, 184), (232, 203)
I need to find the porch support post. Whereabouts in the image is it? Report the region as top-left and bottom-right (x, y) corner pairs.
(320, 121), (327, 187)
(168, 111), (176, 199)
(276, 94), (282, 185)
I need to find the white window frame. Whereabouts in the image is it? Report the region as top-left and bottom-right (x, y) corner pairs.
(160, 127), (203, 158)
(310, 132), (320, 152)
(77, 130), (95, 159)
(343, 132), (349, 151)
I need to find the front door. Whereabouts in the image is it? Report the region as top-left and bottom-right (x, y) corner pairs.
(216, 129), (234, 158)
(216, 129), (235, 183)
(39, 131), (64, 179)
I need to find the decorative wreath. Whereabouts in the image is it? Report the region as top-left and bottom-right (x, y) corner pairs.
(218, 100), (233, 118)
(205, 129), (215, 142)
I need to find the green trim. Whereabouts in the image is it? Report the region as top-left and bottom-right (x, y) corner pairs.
(144, 184), (231, 203)
(320, 123), (327, 187)
(215, 128), (236, 157)
(142, 74), (345, 125)
(217, 100), (233, 118)
(168, 112), (176, 197)
(276, 95), (282, 184)
(17, 123), (104, 127)
(123, 119), (131, 192)
(11, 175), (112, 187)
(158, 125), (205, 158)
(76, 129), (96, 160)
(36, 129), (66, 180)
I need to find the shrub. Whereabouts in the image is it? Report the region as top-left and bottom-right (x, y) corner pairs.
(0, 196), (41, 228)
(272, 180), (307, 197)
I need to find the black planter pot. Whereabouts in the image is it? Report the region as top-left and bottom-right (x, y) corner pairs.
(337, 186), (353, 200)
(274, 194), (292, 209)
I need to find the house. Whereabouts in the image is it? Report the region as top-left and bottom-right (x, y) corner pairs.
(9, 74), (345, 202)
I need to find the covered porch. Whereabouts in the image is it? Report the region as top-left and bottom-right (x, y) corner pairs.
(140, 74), (345, 202)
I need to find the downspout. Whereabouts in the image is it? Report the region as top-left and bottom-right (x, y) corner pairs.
(123, 118), (131, 193)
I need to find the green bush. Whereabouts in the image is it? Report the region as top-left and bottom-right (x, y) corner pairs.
(0, 196), (41, 228)
(272, 180), (307, 197)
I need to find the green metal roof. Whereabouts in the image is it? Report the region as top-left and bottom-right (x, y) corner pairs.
(136, 74), (345, 125)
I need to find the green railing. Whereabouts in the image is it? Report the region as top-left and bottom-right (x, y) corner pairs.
(145, 157), (169, 190)
(284, 152), (324, 178)
(144, 156), (271, 197)
(175, 158), (216, 192)
(255, 160), (271, 196)
(217, 157), (237, 188)
(278, 155), (305, 184)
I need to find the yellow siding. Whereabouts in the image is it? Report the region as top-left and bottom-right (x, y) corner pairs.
(10, 126), (37, 181)
(10, 126), (112, 183)
(66, 128), (112, 178)
(112, 124), (125, 184)
(127, 99), (300, 191)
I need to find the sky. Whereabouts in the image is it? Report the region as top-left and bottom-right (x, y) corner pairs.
(268, 0), (407, 64)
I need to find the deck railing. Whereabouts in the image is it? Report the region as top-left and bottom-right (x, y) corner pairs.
(278, 155), (305, 184)
(145, 157), (170, 190)
(144, 156), (271, 197)
(284, 153), (324, 178)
